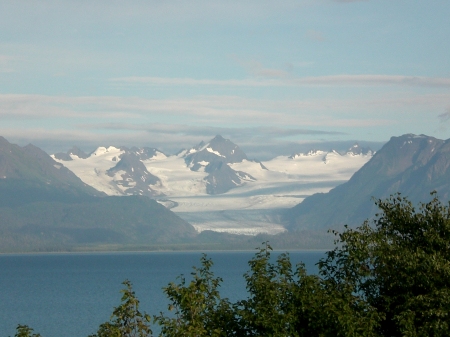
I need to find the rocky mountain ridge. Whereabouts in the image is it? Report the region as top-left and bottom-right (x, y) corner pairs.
(52, 135), (373, 199)
(284, 134), (450, 230)
(0, 136), (197, 252)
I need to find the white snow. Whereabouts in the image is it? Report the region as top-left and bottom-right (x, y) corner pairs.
(52, 147), (373, 236)
(206, 147), (225, 157)
(150, 151), (167, 161)
(192, 222), (286, 236)
(51, 146), (126, 195)
(143, 155), (209, 196)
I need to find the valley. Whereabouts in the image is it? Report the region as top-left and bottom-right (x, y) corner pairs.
(52, 136), (373, 235)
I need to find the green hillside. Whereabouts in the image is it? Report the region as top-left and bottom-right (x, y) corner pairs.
(0, 137), (197, 252)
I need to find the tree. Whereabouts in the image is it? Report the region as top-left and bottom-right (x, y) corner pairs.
(156, 244), (379, 336)
(89, 280), (152, 337)
(14, 192), (450, 336)
(155, 254), (239, 337)
(320, 192), (450, 336)
(237, 244), (379, 337)
(12, 325), (41, 337)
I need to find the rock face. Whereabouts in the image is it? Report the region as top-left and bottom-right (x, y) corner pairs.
(183, 135), (255, 194)
(53, 146), (89, 161)
(130, 146), (162, 161)
(106, 153), (162, 197)
(0, 136), (103, 204)
(345, 143), (373, 156)
(184, 135), (248, 167)
(284, 134), (450, 230)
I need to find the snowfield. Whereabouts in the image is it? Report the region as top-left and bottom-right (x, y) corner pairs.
(52, 147), (372, 235)
(52, 146), (127, 196)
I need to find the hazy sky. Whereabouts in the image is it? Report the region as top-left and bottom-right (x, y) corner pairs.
(1, 0), (449, 158)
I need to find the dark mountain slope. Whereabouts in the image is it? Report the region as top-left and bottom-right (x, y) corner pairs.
(284, 134), (450, 230)
(0, 137), (197, 252)
(0, 137), (104, 200)
(0, 196), (196, 252)
(53, 146), (89, 160)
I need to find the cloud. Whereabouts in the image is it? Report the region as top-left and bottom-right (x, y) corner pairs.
(305, 30), (326, 42)
(110, 76), (284, 87)
(236, 59), (294, 79)
(0, 55), (15, 73)
(295, 75), (450, 87)
(0, 91), (446, 158)
(0, 1), (310, 29)
(0, 123), (386, 160)
(1, 92), (447, 130)
(0, 94), (145, 120)
(81, 123), (346, 138)
(331, 0), (368, 3)
(0, 124), (347, 160)
(110, 74), (450, 88)
(438, 108), (450, 123)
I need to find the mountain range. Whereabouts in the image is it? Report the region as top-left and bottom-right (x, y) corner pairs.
(52, 135), (373, 202)
(284, 134), (450, 230)
(51, 135), (373, 235)
(3, 132), (449, 252)
(53, 135), (263, 196)
(0, 137), (196, 252)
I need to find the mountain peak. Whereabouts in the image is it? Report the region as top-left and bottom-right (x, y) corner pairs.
(185, 135), (248, 167)
(0, 136), (103, 201)
(346, 143), (372, 156)
(106, 153), (162, 197)
(285, 133), (450, 230)
(54, 146), (89, 161)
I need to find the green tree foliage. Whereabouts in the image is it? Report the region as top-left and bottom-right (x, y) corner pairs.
(320, 192), (450, 336)
(89, 280), (152, 337)
(155, 254), (239, 336)
(12, 325), (41, 337)
(15, 193), (450, 336)
(237, 244), (379, 337)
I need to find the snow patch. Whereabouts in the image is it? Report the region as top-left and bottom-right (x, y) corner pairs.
(151, 151), (167, 161)
(206, 147), (225, 157)
(192, 223), (286, 236)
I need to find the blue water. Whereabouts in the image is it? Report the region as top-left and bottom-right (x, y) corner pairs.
(0, 251), (325, 337)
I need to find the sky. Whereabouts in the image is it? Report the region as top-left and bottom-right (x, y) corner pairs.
(0, 0), (449, 159)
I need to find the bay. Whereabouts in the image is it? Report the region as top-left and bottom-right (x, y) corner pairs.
(0, 250), (325, 337)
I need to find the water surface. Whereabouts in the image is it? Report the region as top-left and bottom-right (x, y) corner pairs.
(0, 251), (325, 337)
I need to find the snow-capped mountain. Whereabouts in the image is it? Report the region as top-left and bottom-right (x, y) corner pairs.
(106, 152), (162, 197)
(285, 134), (450, 230)
(52, 135), (262, 197)
(53, 145), (166, 197)
(184, 135), (248, 168)
(289, 143), (373, 160)
(51, 136), (373, 234)
(52, 137), (374, 201)
(182, 135), (255, 194)
(0, 136), (195, 251)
